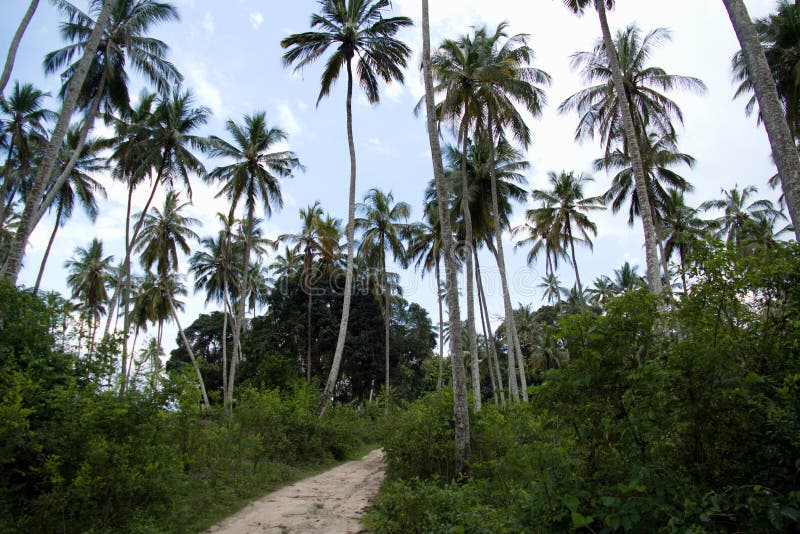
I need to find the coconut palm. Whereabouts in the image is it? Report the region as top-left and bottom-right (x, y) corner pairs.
(700, 184), (784, 249)
(538, 273), (564, 305)
(661, 189), (705, 292)
(37, 0), (181, 225)
(280, 202), (341, 382)
(588, 275), (616, 308)
(0, 82), (55, 223)
(355, 188), (410, 413)
(612, 261), (646, 293)
(528, 171), (604, 308)
(134, 190), (199, 278)
(282, 0), (412, 417)
(34, 127), (107, 293)
(207, 111), (301, 414)
(421, 0), (469, 472)
(2, 0), (115, 282)
(0, 0), (40, 94)
(65, 238), (115, 354)
(724, 0), (800, 240)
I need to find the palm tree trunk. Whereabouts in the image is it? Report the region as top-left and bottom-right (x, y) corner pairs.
(435, 256), (444, 390)
(33, 74), (107, 227)
(1, 0), (117, 283)
(422, 0), (470, 475)
(567, 223), (585, 308)
(476, 257), (505, 406)
(474, 246), (499, 406)
(305, 247), (313, 382)
(0, 0), (39, 95)
(594, 0), (663, 293)
(460, 126), (482, 413)
(221, 291), (229, 413)
(33, 202), (62, 294)
(382, 239), (391, 415)
(486, 115), (525, 402)
(228, 208), (254, 414)
(167, 289), (210, 411)
(105, 182), (136, 337)
(723, 0), (800, 240)
(679, 249), (688, 293)
(319, 58), (358, 418)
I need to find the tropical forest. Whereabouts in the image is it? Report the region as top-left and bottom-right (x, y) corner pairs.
(1, 0), (799, 532)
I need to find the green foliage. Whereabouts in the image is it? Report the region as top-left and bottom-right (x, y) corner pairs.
(370, 243), (800, 532)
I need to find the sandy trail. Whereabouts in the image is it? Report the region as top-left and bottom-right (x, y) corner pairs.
(205, 449), (385, 534)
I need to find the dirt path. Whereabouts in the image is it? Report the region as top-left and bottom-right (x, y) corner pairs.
(205, 449), (386, 534)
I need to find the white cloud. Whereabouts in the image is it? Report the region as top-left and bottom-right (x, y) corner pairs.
(184, 58), (225, 114)
(249, 11), (264, 30)
(201, 11), (214, 33)
(297, 100), (309, 113)
(275, 100), (302, 137)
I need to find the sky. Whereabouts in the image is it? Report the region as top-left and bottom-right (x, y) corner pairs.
(0, 0), (782, 357)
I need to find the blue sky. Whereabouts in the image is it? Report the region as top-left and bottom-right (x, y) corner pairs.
(1, 0), (781, 355)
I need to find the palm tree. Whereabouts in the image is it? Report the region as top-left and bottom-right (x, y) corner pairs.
(355, 188), (410, 413)
(207, 111), (301, 414)
(560, 4), (679, 293)
(471, 23), (550, 405)
(723, 0), (800, 240)
(661, 189), (705, 292)
(528, 171), (604, 308)
(65, 238), (115, 354)
(588, 275), (615, 308)
(700, 184), (784, 249)
(538, 273), (564, 305)
(34, 127), (107, 293)
(37, 0), (181, 226)
(0, 0), (40, 94)
(280, 202), (340, 382)
(612, 261), (646, 294)
(2, 0), (116, 282)
(134, 190), (199, 278)
(270, 245), (303, 279)
(282, 0), (412, 417)
(0, 82), (55, 223)
(119, 88), (208, 389)
(421, 0), (469, 473)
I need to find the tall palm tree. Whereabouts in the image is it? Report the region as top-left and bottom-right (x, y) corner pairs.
(560, 3), (676, 293)
(588, 275), (615, 308)
(528, 171), (604, 308)
(280, 202), (340, 382)
(723, 0), (800, 240)
(134, 190), (199, 278)
(513, 213), (569, 277)
(34, 127), (107, 293)
(0, 82), (55, 223)
(37, 0), (181, 226)
(207, 111), (301, 414)
(65, 238), (115, 354)
(472, 23), (550, 405)
(0, 0), (40, 94)
(282, 0), (411, 417)
(2, 0), (116, 282)
(661, 189), (705, 292)
(538, 273), (564, 305)
(700, 184), (784, 249)
(612, 261), (646, 294)
(355, 188), (410, 413)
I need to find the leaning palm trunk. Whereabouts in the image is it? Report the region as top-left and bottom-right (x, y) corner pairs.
(723, 0), (800, 240)
(167, 289), (210, 411)
(305, 249), (313, 382)
(227, 211), (254, 415)
(594, 0), (662, 293)
(474, 246), (503, 406)
(382, 246), (391, 415)
(319, 59), (358, 418)
(460, 126), (481, 413)
(422, 0), (470, 475)
(2, 0), (117, 282)
(33, 202), (62, 293)
(567, 224), (586, 308)
(0, 0), (39, 94)
(486, 117), (525, 401)
(221, 284), (231, 412)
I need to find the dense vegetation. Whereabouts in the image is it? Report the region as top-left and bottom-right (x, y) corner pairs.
(2, 0), (800, 531)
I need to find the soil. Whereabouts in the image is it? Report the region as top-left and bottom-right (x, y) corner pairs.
(205, 449), (386, 533)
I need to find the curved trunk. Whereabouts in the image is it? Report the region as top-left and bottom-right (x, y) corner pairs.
(2, 0), (117, 282)
(486, 115), (524, 402)
(167, 289), (210, 411)
(319, 58), (357, 418)
(222, 288), (230, 413)
(0, 0), (39, 94)
(305, 246), (313, 382)
(566, 222), (585, 308)
(435, 256), (444, 390)
(33, 201), (62, 294)
(476, 258), (505, 406)
(474, 246), (501, 406)
(460, 127), (481, 413)
(723, 0), (800, 240)
(595, 0), (662, 293)
(422, 0), (470, 475)
(228, 207), (255, 413)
